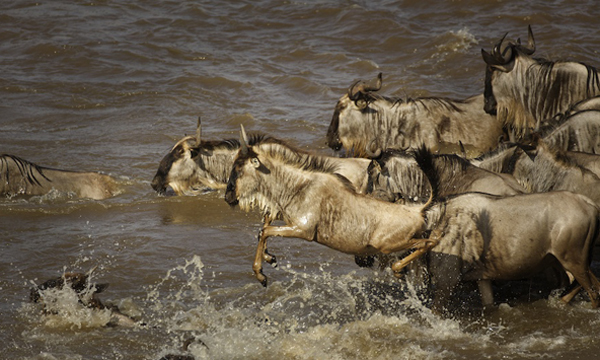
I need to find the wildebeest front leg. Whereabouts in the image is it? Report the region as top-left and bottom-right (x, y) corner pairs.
(252, 223), (309, 287)
(260, 216), (277, 266)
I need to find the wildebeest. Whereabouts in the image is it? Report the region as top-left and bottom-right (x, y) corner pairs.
(327, 73), (505, 157)
(366, 147), (524, 203)
(536, 109), (600, 154)
(411, 150), (600, 311)
(30, 270), (139, 327)
(423, 191), (600, 312)
(225, 125), (436, 286)
(482, 26), (600, 139)
(473, 141), (600, 207)
(151, 119), (248, 195)
(152, 118), (371, 195)
(0, 154), (120, 200)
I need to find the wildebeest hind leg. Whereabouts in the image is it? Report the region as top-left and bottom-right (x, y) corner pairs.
(391, 239), (438, 277)
(561, 284), (583, 304)
(566, 268), (599, 308)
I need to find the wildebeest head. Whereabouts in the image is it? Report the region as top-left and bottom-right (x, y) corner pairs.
(225, 125), (273, 212)
(327, 73), (382, 153)
(152, 117), (242, 195)
(366, 148), (430, 204)
(481, 26), (536, 126)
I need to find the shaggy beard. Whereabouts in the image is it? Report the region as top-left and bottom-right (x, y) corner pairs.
(238, 193), (281, 220)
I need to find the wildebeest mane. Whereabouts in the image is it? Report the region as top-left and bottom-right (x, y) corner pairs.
(528, 59), (600, 120)
(196, 133), (280, 153)
(472, 142), (521, 173)
(368, 92), (464, 114)
(1, 154), (52, 187)
(256, 139), (341, 175)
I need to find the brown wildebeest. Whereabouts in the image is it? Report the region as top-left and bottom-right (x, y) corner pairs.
(366, 147), (524, 204)
(327, 73), (505, 158)
(224, 125), (435, 286)
(423, 191), (600, 312)
(152, 118), (371, 195)
(412, 149), (600, 312)
(0, 154), (120, 200)
(482, 25), (600, 140)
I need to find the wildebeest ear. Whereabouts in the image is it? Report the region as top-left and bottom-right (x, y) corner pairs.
(355, 98), (368, 110)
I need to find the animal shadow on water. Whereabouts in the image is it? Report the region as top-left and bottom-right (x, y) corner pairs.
(30, 270), (142, 328)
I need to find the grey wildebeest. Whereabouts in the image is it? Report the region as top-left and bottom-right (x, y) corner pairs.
(410, 148), (600, 311)
(152, 118), (371, 195)
(473, 141), (600, 207)
(482, 25), (600, 139)
(225, 125), (436, 286)
(327, 73), (505, 158)
(366, 147), (524, 204)
(535, 109), (600, 154)
(0, 154), (119, 200)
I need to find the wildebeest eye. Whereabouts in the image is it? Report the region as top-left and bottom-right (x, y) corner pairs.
(251, 158), (260, 168)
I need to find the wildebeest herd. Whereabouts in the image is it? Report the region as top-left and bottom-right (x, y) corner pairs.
(8, 26), (600, 316)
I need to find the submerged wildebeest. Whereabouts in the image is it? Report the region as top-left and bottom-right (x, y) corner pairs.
(225, 125), (436, 286)
(473, 141), (600, 207)
(152, 118), (371, 195)
(327, 73), (505, 158)
(0, 154), (119, 200)
(366, 147), (524, 204)
(482, 25), (600, 139)
(30, 270), (139, 327)
(409, 147), (600, 312)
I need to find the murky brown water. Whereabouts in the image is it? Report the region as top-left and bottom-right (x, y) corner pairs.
(3, 1), (600, 359)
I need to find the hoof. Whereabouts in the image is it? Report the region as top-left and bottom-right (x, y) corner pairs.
(264, 250), (277, 267)
(256, 270), (268, 287)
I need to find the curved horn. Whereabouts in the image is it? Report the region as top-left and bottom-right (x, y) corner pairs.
(482, 43), (514, 68)
(348, 80), (365, 101)
(196, 116), (202, 146)
(492, 32), (508, 58)
(365, 139), (382, 158)
(240, 124), (249, 155)
(518, 25), (535, 55)
(364, 72), (383, 92)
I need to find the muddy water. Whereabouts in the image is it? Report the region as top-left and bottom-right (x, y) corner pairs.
(2, 1), (600, 359)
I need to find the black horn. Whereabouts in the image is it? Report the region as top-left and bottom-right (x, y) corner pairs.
(348, 73), (383, 101)
(517, 25), (535, 55)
